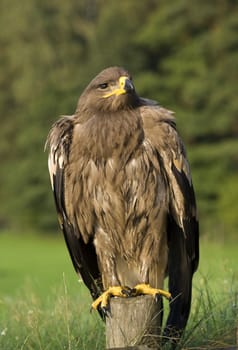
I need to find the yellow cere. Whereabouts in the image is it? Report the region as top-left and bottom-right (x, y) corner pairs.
(103, 76), (128, 98)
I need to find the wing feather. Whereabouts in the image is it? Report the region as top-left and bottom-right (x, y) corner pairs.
(46, 116), (102, 301)
(141, 103), (199, 339)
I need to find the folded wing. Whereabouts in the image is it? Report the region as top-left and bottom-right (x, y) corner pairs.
(46, 116), (103, 302)
(141, 103), (199, 339)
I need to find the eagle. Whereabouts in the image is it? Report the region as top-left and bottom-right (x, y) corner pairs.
(46, 66), (199, 342)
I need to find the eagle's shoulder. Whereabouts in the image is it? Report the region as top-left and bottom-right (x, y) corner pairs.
(139, 99), (176, 131)
(138, 100), (179, 156)
(45, 115), (75, 152)
(45, 115), (75, 189)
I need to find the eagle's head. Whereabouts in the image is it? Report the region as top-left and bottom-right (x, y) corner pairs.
(76, 67), (140, 114)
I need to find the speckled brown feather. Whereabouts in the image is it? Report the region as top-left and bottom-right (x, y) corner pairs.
(46, 66), (199, 338)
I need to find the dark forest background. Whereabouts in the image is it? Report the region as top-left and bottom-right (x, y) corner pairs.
(0, 0), (237, 239)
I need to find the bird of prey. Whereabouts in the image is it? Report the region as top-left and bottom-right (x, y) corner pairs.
(46, 66), (199, 342)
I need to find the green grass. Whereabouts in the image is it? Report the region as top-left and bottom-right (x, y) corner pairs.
(0, 232), (237, 349)
(0, 232), (105, 349)
(0, 232), (78, 298)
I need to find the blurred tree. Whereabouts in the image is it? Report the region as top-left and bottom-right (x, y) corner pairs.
(0, 0), (237, 237)
(0, 0), (94, 231)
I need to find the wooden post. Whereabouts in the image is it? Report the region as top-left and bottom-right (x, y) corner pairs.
(106, 295), (162, 349)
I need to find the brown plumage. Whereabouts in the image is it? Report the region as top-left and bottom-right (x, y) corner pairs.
(46, 66), (199, 341)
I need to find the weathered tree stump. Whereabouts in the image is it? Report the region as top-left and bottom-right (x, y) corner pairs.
(106, 295), (163, 349)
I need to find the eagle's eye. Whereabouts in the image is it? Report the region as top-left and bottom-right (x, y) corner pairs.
(98, 83), (108, 90)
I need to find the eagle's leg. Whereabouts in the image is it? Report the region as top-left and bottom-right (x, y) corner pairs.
(91, 286), (131, 313)
(132, 283), (171, 301)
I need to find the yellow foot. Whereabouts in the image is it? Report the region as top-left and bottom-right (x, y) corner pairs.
(132, 283), (171, 301)
(91, 286), (131, 312)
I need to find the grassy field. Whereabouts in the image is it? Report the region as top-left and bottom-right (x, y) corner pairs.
(0, 232), (237, 349)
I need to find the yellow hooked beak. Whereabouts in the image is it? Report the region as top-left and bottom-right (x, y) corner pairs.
(103, 76), (134, 98)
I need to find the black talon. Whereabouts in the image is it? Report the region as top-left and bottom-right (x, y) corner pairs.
(121, 286), (132, 297)
(129, 288), (137, 297)
(155, 293), (162, 303)
(101, 306), (111, 318)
